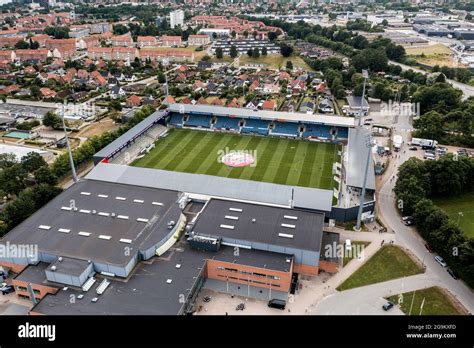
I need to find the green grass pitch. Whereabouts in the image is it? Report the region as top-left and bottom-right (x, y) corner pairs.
(132, 128), (340, 190)
(434, 192), (474, 239)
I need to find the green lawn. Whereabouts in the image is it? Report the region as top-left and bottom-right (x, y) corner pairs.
(433, 192), (474, 238)
(337, 245), (424, 291)
(342, 241), (371, 267)
(387, 286), (466, 315)
(132, 128), (338, 189)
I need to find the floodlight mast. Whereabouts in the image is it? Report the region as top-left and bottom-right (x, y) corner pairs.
(61, 101), (77, 183)
(357, 69), (369, 127)
(355, 134), (373, 231)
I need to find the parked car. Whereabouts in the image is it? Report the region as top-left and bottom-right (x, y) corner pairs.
(0, 283), (14, 295)
(382, 301), (394, 311)
(435, 255), (447, 267)
(446, 268), (458, 280)
(424, 244), (433, 253)
(268, 299), (286, 310)
(409, 146), (418, 151)
(403, 217), (415, 226)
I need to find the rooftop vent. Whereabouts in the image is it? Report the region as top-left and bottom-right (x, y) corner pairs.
(78, 231), (91, 237)
(62, 287), (68, 291)
(77, 294), (84, 300)
(137, 218), (149, 223)
(133, 199), (144, 204)
(98, 212), (110, 217)
(92, 210), (97, 215)
(61, 206), (72, 211)
(79, 209), (91, 214)
(152, 202), (164, 206)
(80, 192), (91, 196)
(119, 238), (132, 244)
(98, 194), (108, 198)
(220, 224), (234, 230)
(98, 235), (111, 240)
(281, 223), (296, 229)
(117, 215), (129, 220)
(51, 265), (56, 271)
(91, 297), (98, 303)
(283, 215), (298, 220)
(166, 279), (173, 284)
(58, 257), (63, 262)
(58, 228), (70, 233)
(278, 233), (294, 239)
(225, 215), (239, 221)
(38, 225), (51, 230)
(251, 218), (256, 223)
(115, 196), (126, 201)
(176, 264), (181, 269)
(229, 207), (243, 212)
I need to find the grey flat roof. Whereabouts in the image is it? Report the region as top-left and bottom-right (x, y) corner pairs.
(94, 110), (167, 160)
(86, 163), (334, 212)
(31, 241), (290, 315)
(15, 262), (53, 285)
(1, 180), (181, 267)
(192, 199), (325, 252)
(47, 257), (90, 277)
(346, 96), (369, 109)
(346, 128), (376, 191)
(168, 103), (355, 127)
(320, 231), (340, 263)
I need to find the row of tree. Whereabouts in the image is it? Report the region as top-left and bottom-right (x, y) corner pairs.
(0, 152), (62, 236)
(394, 156), (474, 287)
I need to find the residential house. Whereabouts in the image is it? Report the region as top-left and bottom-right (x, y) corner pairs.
(188, 34), (210, 46)
(15, 49), (49, 63)
(137, 36), (157, 48)
(110, 86), (126, 99)
(299, 101), (315, 113)
(262, 83), (280, 94)
(111, 34), (133, 47)
(39, 87), (57, 99)
(160, 35), (182, 47)
(126, 95), (142, 107)
(262, 100), (277, 111)
(227, 98), (240, 108)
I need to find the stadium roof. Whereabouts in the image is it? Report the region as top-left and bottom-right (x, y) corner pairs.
(192, 199), (325, 252)
(93, 110), (167, 162)
(86, 163), (334, 212)
(345, 128), (376, 191)
(168, 103), (355, 127)
(346, 96), (369, 110)
(1, 180), (182, 267)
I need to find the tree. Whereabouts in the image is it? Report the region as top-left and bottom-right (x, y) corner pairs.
(286, 60), (293, 71)
(466, 13), (473, 21)
(230, 45), (238, 58)
(108, 100), (122, 111)
(215, 47), (223, 59)
(268, 31), (278, 41)
(243, 30), (249, 39)
(0, 164), (27, 196)
(382, 19), (389, 27)
(42, 112), (62, 129)
(328, 13), (337, 21)
(351, 48), (388, 72)
(261, 47), (267, 56)
(231, 30), (236, 39)
(0, 153), (16, 169)
(34, 167), (58, 186)
(21, 152), (47, 173)
(157, 71), (166, 84)
(14, 40), (29, 49)
(412, 83), (462, 114)
(252, 48), (260, 58)
(247, 48), (253, 57)
(280, 43), (293, 57)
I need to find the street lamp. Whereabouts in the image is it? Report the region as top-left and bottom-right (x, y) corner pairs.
(355, 133), (374, 231)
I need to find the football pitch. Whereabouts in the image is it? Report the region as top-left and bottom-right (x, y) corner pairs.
(132, 128), (340, 189)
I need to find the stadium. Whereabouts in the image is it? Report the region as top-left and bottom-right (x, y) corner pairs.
(0, 104), (377, 315)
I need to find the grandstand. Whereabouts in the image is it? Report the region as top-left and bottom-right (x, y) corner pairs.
(241, 118), (269, 135)
(271, 122), (300, 137)
(183, 114), (211, 128)
(212, 116), (240, 131)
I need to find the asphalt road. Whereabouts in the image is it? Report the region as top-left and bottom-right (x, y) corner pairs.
(376, 132), (474, 313)
(390, 60), (474, 100)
